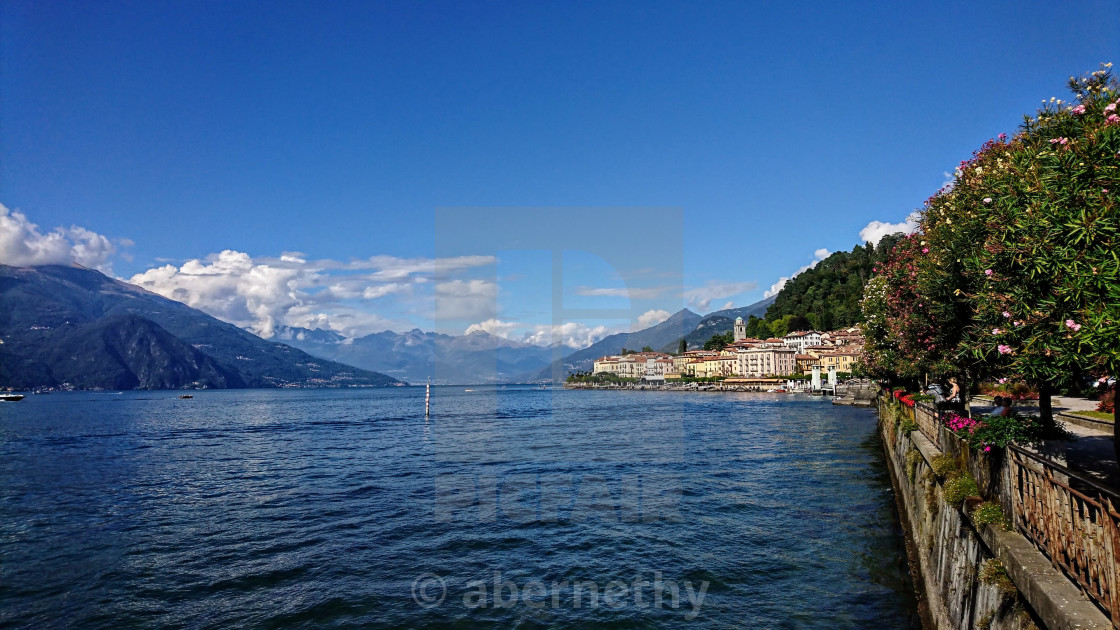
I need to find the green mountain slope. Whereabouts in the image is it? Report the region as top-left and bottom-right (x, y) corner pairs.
(0, 264), (403, 390)
(762, 234), (904, 330)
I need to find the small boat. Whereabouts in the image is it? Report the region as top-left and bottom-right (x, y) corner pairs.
(178, 394), (193, 399)
(0, 394), (26, 402)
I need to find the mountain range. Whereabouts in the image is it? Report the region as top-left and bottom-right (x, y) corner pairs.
(1, 263), (778, 388)
(271, 325), (560, 385)
(275, 297), (776, 383)
(0, 265), (403, 390)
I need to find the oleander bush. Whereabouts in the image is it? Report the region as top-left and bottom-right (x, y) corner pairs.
(862, 64), (1120, 429)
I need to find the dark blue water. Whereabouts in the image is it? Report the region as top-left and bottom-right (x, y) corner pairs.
(0, 387), (918, 628)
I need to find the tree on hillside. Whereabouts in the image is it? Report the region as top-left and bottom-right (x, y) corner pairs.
(677, 339), (687, 354)
(744, 315), (768, 339)
(763, 234), (904, 331)
(703, 331), (733, 350)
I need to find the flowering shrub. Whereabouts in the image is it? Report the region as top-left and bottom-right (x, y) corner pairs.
(892, 389), (916, 408)
(944, 412), (1049, 450)
(863, 64), (1120, 435)
(1098, 389), (1115, 414)
(978, 381), (1039, 400)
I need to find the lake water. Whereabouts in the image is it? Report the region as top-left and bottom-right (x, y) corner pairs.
(0, 387), (919, 628)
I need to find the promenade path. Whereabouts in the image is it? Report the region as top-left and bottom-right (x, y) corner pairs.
(972, 395), (1118, 489)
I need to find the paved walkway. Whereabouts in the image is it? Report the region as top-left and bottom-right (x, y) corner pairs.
(970, 397), (1118, 490)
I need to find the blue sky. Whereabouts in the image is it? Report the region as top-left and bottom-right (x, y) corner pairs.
(1, 1), (1117, 345)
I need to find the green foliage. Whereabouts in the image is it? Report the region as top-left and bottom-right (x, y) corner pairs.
(743, 315), (770, 339)
(930, 453), (961, 479)
(905, 448), (923, 482)
(946, 412), (1069, 450)
(765, 234), (904, 331)
(979, 559), (1018, 595)
(943, 473), (980, 506)
(865, 64), (1120, 399)
(565, 371), (638, 384)
(979, 381), (1039, 400)
(972, 502), (1011, 530)
(899, 416), (918, 434)
(703, 331), (734, 350)
(677, 339), (687, 354)
(641, 346), (653, 353)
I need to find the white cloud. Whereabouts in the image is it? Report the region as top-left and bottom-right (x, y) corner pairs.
(522, 321), (621, 349)
(941, 171), (955, 191)
(684, 281), (758, 312)
(858, 212), (920, 246)
(434, 279), (499, 322)
(0, 204), (123, 272)
(637, 309), (671, 328)
(130, 250), (495, 338)
(764, 249), (831, 299)
(575, 286), (668, 299)
(462, 318), (624, 349)
(465, 318), (519, 338)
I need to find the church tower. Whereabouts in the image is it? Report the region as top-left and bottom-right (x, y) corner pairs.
(734, 316), (746, 342)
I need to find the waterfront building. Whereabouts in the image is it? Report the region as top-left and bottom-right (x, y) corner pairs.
(817, 351), (859, 373)
(733, 316), (747, 341)
(737, 345), (796, 377)
(795, 353), (817, 374)
(782, 330), (823, 353)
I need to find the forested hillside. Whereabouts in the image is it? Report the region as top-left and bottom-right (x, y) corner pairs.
(762, 233), (905, 331)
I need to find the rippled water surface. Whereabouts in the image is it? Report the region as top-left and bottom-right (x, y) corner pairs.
(0, 387), (918, 628)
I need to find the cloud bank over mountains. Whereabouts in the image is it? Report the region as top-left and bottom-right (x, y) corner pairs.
(129, 250), (498, 339)
(2, 205), (921, 348)
(0, 204), (126, 272)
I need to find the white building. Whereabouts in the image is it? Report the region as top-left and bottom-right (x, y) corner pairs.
(783, 331), (823, 354)
(737, 346), (797, 377)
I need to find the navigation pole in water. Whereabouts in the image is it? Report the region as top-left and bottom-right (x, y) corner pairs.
(425, 377), (431, 418)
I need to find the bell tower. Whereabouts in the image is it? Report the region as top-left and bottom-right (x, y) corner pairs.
(734, 316), (746, 341)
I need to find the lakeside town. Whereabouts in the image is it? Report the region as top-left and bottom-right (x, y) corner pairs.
(579, 317), (863, 388)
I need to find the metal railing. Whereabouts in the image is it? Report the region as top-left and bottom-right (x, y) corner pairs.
(1008, 446), (1120, 626)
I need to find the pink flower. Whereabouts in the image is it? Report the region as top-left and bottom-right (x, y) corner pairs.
(1072, 104), (1086, 115)
(998, 133), (1007, 141)
(1108, 114), (1120, 124)
(984, 446), (991, 452)
(1013, 321), (1022, 327)
(1106, 102), (1118, 112)
(985, 269), (993, 276)
(1065, 319), (1082, 332)
(998, 344), (1012, 355)
(983, 197), (992, 204)
(922, 248), (929, 253)
(992, 328), (1002, 335)
(1049, 137), (1068, 145)
(1002, 311), (1010, 318)
(998, 378), (1007, 384)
